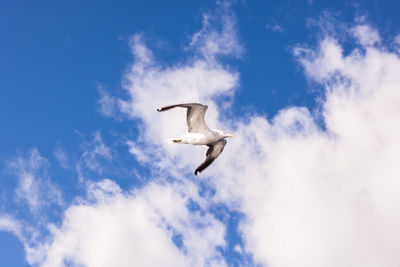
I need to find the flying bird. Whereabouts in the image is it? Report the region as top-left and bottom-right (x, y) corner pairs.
(157, 103), (233, 175)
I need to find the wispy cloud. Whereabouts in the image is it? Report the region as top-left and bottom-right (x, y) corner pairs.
(77, 131), (112, 181)
(265, 23), (284, 33)
(395, 34), (400, 53)
(8, 149), (63, 215)
(126, 140), (150, 163)
(395, 34), (400, 45)
(0, 214), (22, 237)
(188, 1), (243, 61)
(54, 147), (70, 169)
(97, 86), (122, 120)
(351, 24), (381, 47)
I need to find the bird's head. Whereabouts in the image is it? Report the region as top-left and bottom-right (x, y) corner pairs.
(225, 132), (234, 138)
(220, 130), (234, 138)
(213, 129), (234, 138)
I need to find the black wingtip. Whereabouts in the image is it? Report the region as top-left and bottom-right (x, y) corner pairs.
(194, 170), (200, 176)
(157, 108), (161, 112)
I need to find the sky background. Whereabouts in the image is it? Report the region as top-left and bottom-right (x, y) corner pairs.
(1, 1), (400, 266)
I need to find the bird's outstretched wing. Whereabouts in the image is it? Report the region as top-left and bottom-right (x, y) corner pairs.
(157, 103), (209, 133)
(194, 139), (227, 175)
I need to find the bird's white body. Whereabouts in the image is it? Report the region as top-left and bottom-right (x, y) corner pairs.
(170, 130), (224, 145)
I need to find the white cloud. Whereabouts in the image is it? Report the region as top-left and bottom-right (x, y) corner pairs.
(77, 131), (113, 180)
(16, 172), (41, 213)
(395, 35), (400, 52)
(54, 147), (69, 169)
(32, 179), (225, 267)
(210, 29), (400, 267)
(395, 35), (400, 45)
(188, 2), (243, 61)
(0, 214), (22, 237)
(351, 24), (381, 47)
(266, 23), (284, 33)
(9, 149), (63, 215)
(126, 140), (149, 163)
(97, 87), (121, 120)
(92, 131), (111, 158)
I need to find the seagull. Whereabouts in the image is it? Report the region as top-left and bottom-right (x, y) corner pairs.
(157, 103), (233, 175)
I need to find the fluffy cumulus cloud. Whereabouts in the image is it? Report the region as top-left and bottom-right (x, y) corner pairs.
(215, 25), (400, 266)
(4, 6), (400, 267)
(37, 180), (225, 267)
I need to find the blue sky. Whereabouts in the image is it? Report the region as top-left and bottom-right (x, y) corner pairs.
(2, 1), (400, 266)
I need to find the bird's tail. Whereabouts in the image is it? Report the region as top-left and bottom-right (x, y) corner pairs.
(167, 138), (181, 144)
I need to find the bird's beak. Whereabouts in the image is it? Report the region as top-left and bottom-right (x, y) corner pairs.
(227, 133), (234, 138)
